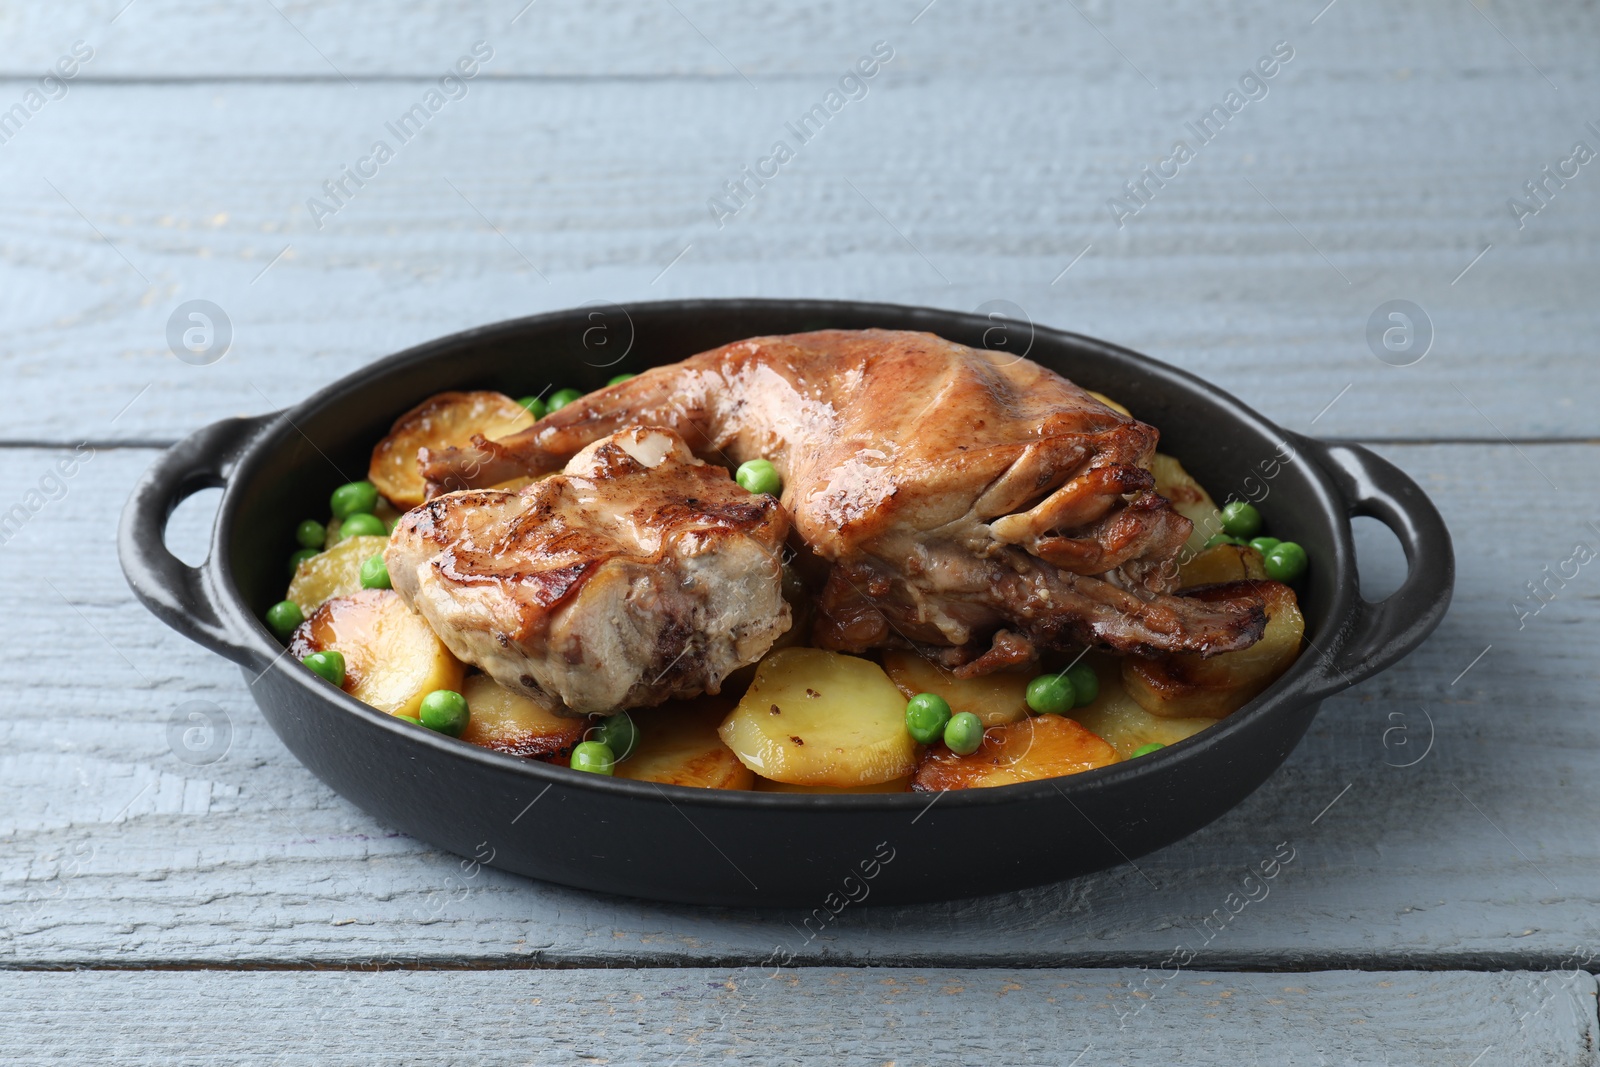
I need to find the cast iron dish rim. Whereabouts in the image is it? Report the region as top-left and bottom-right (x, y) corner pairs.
(158, 297), (1410, 812)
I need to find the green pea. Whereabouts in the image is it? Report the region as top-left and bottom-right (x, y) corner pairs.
(265, 600), (304, 639)
(339, 513), (387, 540)
(904, 693), (953, 745)
(302, 650), (345, 688)
(295, 519), (326, 549)
(606, 373), (636, 386)
(1025, 674), (1075, 716)
(359, 554), (392, 590)
(1219, 501), (1263, 539)
(393, 713), (422, 726)
(735, 459), (781, 496)
(288, 548), (319, 575)
(570, 740), (616, 775)
(943, 712), (984, 756)
(419, 689), (470, 737)
(1131, 742), (1166, 758)
(546, 388), (583, 412)
(330, 480), (379, 520)
(591, 712), (638, 762)
(1202, 532), (1245, 550)
(1065, 663), (1099, 707)
(516, 395), (547, 419)
(1263, 541), (1308, 583)
(1248, 537), (1281, 555)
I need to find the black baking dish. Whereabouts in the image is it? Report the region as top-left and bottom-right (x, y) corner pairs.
(119, 299), (1453, 907)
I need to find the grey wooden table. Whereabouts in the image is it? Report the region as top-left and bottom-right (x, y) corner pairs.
(3, 2), (1598, 1063)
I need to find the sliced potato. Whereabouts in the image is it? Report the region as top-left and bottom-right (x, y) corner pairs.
(1123, 580), (1304, 720)
(755, 776), (912, 794)
(1179, 542), (1268, 589)
(912, 714), (1120, 791)
(615, 699), (753, 790)
(368, 391), (536, 508)
(324, 498), (403, 550)
(718, 648), (917, 787)
(1086, 390), (1132, 417)
(1149, 453), (1222, 558)
(881, 650), (1031, 728)
(289, 589), (464, 717)
(286, 535), (390, 615)
(1069, 656), (1216, 757)
(459, 673), (585, 760)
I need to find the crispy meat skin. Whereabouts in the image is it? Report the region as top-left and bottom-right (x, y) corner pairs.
(421, 329), (1264, 668)
(388, 427), (790, 713)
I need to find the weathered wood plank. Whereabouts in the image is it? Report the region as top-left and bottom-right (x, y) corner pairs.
(0, 27), (1593, 441)
(2, 441), (1597, 968)
(4, 0), (1592, 79)
(1, 968), (1593, 1066)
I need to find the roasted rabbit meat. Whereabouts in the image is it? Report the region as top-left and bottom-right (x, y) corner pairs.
(419, 330), (1265, 675)
(387, 426), (791, 713)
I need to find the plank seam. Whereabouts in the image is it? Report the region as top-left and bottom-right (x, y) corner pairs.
(8, 956), (1600, 973)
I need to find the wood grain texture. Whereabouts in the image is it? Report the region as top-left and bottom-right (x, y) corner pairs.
(0, 3), (1595, 442)
(3, 442), (1598, 969)
(1, 968), (1593, 1066)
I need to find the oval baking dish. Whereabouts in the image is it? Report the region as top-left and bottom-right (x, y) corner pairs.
(119, 299), (1453, 907)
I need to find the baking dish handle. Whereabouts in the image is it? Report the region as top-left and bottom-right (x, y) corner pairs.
(1292, 436), (1454, 700)
(118, 413), (277, 668)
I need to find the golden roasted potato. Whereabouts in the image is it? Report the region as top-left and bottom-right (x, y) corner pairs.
(1149, 453), (1222, 558)
(1086, 390), (1132, 417)
(1069, 656), (1216, 757)
(458, 673), (585, 760)
(368, 391), (535, 508)
(912, 714), (1120, 791)
(881, 650), (1031, 728)
(289, 589), (464, 717)
(1179, 542), (1268, 589)
(324, 498), (403, 550)
(1123, 580), (1304, 719)
(286, 534), (390, 615)
(615, 699), (753, 790)
(718, 648), (918, 788)
(755, 776), (912, 794)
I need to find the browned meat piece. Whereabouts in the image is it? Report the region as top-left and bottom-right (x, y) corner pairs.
(421, 329), (1264, 671)
(387, 427), (790, 713)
